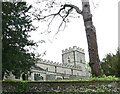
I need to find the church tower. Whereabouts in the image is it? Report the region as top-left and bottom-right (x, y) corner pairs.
(62, 46), (86, 71)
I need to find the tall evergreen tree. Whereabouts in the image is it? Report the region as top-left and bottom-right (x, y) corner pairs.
(2, 2), (36, 80)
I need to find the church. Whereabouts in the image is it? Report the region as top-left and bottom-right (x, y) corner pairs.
(30, 46), (91, 81)
(3, 46), (91, 81)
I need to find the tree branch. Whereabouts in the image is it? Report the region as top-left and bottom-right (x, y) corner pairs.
(64, 4), (82, 14)
(34, 4), (82, 35)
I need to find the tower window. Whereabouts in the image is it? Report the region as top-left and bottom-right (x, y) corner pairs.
(80, 59), (82, 63)
(67, 57), (70, 63)
(84, 4), (89, 7)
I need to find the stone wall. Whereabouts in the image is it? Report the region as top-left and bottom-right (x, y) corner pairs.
(2, 81), (120, 93)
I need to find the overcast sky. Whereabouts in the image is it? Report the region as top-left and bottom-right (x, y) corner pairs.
(28, 0), (119, 63)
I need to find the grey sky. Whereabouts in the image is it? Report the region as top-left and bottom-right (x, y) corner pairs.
(28, 0), (118, 63)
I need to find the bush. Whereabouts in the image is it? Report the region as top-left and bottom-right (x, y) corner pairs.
(16, 82), (27, 92)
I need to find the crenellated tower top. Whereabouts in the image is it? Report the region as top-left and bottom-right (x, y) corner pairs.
(62, 46), (85, 68)
(62, 46), (84, 54)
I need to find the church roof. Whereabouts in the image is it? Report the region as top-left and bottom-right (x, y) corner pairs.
(32, 65), (46, 71)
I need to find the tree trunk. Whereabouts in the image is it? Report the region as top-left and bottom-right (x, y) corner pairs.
(81, 0), (102, 76)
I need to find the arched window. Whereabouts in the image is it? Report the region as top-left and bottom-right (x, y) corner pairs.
(34, 73), (44, 81)
(34, 74), (37, 80)
(55, 66), (57, 73)
(71, 69), (73, 75)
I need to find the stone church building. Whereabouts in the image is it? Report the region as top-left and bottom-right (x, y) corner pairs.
(4, 46), (91, 81)
(30, 46), (91, 81)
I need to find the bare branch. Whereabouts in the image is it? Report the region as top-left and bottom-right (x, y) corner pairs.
(46, 15), (56, 32)
(64, 4), (82, 14)
(54, 7), (73, 35)
(33, 3), (82, 36)
(34, 3), (82, 20)
(54, 19), (66, 36)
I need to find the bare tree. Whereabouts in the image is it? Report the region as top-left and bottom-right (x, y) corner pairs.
(33, 0), (102, 76)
